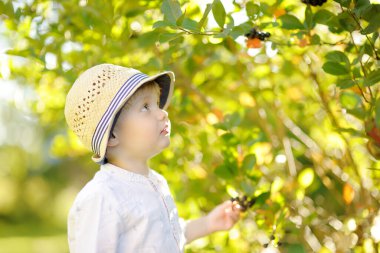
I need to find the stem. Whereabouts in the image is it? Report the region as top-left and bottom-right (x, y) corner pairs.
(352, 78), (370, 103)
(337, 4), (375, 107)
(176, 26), (222, 36)
(270, 38), (348, 47)
(347, 9), (380, 60)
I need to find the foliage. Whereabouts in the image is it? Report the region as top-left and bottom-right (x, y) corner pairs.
(0, 0), (380, 252)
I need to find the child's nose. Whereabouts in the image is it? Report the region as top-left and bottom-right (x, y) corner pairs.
(158, 109), (168, 120)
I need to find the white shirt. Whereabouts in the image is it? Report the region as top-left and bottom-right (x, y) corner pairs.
(67, 163), (188, 253)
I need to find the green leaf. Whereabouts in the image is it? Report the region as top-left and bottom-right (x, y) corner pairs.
(325, 17), (344, 33)
(158, 32), (183, 43)
(313, 9), (335, 25)
(246, 2), (260, 20)
(304, 5), (315, 30)
(354, 0), (371, 16)
(340, 91), (361, 110)
(182, 18), (199, 31)
(336, 78), (355, 88)
(364, 69), (380, 87)
(212, 0), (226, 28)
(221, 133), (239, 146)
(279, 14), (304, 30)
(254, 191), (271, 206)
(310, 34), (320, 45)
(360, 4), (380, 21)
(5, 49), (31, 58)
(0, 0), (14, 19)
(325, 50), (350, 66)
(228, 22), (252, 39)
(152, 20), (170, 29)
(241, 154), (256, 172)
(359, 5), (380, 34)
(322, 62), (350, 75)
(214, 165), (233, 179)
(161, 0), (182, 26)
(213, 122), (228, 130)
(224, 112), (241, 128)
(361, 20), (380, 35)
(198, 3), (213, 30)
(176, 11), (186, 26)
(337, 12), (358, 32)
(352, 66), (362, 78)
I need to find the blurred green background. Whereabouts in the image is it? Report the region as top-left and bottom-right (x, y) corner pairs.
(0, 0), (380, 252)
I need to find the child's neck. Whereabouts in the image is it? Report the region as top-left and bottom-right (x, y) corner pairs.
(109, 157), (150, 177)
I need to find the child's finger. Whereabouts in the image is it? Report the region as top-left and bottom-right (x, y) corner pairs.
(222, 200), (234, 213)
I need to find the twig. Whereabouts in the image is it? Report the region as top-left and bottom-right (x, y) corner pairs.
(176, 26), (222, 36)
(347, 9), (379, 60)
(352, 78), (370, 103)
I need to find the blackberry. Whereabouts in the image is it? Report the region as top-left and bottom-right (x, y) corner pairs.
(244, 28), (271, 41)
(230, 195), (256, 212)
(301, 0), (327, 6)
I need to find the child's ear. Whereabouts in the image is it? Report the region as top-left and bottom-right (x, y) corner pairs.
(107, 131), (119, 147)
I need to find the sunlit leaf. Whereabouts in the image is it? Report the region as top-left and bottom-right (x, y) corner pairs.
(241, 154), (256, 172)
(279, 14), (304, 30)
(161, 0), (182, 26)
(212, 0), (226, 28)
(322, 61), (350, 75)
(298, 168), (314, 188)
(364, 69), (380, 87)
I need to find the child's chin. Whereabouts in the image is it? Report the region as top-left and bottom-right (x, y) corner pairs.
(161, 138), (171, 148)
(150, 141), (171, 158)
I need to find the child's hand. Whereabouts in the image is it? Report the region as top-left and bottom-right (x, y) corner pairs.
(205, 200), (241, 233)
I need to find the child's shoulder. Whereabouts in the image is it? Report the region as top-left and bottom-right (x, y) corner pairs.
(150, 168), (170, 185)
(71, 170), (117, 207)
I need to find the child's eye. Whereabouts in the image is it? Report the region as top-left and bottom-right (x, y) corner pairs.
(142, 103), (150, 111)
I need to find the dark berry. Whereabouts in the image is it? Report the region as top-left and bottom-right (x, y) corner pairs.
(230, 194), (257, 212)
(301, 0), (327, 6)
(244, 28), (271, 41)
(248, 198), (256, 207)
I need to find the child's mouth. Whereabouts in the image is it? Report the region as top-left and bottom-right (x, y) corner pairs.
(160, 128), (169, 135)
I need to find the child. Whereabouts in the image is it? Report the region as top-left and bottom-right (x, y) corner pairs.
(64, 64), (241, 253)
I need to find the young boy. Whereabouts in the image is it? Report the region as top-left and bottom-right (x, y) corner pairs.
(64, 64), (241, 253)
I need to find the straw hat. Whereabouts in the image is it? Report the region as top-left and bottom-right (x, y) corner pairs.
(64, 63), (175, 164)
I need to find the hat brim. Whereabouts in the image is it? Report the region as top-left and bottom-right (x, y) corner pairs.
(91, 71), (175, 164)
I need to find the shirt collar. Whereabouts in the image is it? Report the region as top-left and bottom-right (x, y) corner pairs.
(101, 162), (158, 184)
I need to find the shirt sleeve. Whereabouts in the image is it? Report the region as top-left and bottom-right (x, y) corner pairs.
(67, 188), (122, 253)
(178, 217), (189, 246)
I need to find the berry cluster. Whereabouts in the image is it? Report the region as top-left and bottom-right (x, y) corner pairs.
(263, 234), (284, 248)
(230, 195), (256, 212)
(244, 28), (271, 41)
(301, 0), (327, 6)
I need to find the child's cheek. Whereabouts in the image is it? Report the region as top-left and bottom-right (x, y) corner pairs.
(134, 118), (156, 138)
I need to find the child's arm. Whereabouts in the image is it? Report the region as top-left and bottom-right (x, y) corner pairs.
(184, 200), (240, 244)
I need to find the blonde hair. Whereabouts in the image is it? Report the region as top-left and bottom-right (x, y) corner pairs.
(123, 81), (161, 110)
